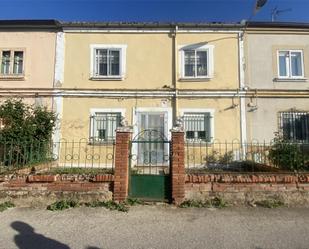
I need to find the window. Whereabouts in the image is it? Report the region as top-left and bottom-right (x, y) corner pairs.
(279, 111), (309, 142)
(179, 44), (214, 79)
(277, 50), (304, 79)
(183, 112), (212, 142)
(90, 44), (127, 79)
(90, 112), (121, 142)
(0, 50), (24, 76)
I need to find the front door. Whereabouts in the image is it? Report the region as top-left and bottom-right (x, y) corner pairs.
(137, 112), (168, 165)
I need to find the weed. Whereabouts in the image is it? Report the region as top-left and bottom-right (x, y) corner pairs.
(126, 198), (144, 206)
(85, 200), (129, 212)
(254, 199), (284, 208)
(47, 200), (79, 211)
(0, 201), (15, 212)
(179, 197), (227, 209)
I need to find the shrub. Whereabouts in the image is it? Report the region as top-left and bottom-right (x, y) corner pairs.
(0, 99), (56, 166)
(268, 135), (309, 171)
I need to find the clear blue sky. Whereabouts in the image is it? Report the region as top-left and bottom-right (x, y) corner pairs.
(0, 0), (308, 23)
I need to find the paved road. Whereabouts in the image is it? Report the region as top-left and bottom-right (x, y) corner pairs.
(0, 205), (309, 249)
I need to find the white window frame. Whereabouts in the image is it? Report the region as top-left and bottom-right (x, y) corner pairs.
(180, 108), (215, 143)
(0, 48), (25, 77)
(179, 44), (214, 79)
(277, 50), (305, 79)
(90, 44), (127, 80)
(89, 108), (126, 142)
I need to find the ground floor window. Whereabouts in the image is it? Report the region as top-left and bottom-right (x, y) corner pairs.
(90, 112), (121, 142)
(279, 111), (309, 142)
(183, 112), (212, 142)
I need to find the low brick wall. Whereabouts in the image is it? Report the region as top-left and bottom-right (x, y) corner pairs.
(0, 174), (114, 207)
(185, 173), (309, 206)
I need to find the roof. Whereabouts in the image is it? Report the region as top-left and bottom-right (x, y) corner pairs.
(0, 20), (61, 31)
(0, 20), (309, 31)
(60, 21), (244, 29)
(247, 21), (309, 29)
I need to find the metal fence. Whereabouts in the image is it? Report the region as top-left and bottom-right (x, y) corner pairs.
(54, 139), (115, 171)
(185, 140), (309, 173)
(0, 138), (116, 174)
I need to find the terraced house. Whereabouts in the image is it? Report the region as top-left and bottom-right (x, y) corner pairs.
(0, 20), (60, 108)
(50, 22), (245, 169)
(244, 22), (309, 143)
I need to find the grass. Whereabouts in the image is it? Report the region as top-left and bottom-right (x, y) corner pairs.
(0, 201), (15, 212)
(45, 167), (114, 175)
(254, 199), (285, 208)
(179, 197), (227, 209)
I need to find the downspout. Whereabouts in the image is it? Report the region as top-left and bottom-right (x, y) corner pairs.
(238, 30), (247, 157)
(52, 31), (65, 157)
(172, 25), (178, 125)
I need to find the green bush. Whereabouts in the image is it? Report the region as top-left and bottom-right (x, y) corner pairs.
(268, 135), (309, 171)
(0, 99), (56, 166)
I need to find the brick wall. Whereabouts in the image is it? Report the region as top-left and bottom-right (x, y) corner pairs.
(171, 131), (185, 205)
(113, 128), (132, 202)
(185, 173), (309, 205)
(0, 174), (113, 206)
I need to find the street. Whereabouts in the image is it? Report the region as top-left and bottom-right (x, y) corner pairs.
(0, 205), (309, 249)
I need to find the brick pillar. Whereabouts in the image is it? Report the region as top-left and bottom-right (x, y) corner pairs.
(171, 130), (185, 205)
(113, 127), (132, 202)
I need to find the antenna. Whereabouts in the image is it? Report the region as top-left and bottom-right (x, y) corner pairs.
(271, 7), (292, 22)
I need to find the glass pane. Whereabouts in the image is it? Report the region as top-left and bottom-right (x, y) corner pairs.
(109, 50), (120, 76)
(279, 51), (288, 77)
(94, 113), (120, 141)
(1, 51), (11, 74)
(96, 49), (107, 76)
(184, 50), (195, 77)
(13, 51), (23, 74)
(196, 51), (207, 76)
(184, 113), (210, 141)
(291, 52), (302, 77)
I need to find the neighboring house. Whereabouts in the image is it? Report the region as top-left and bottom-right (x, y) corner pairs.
(244, 22), (309, 143)
(0, 20), (60, 108)
(57, 22), (243, 147)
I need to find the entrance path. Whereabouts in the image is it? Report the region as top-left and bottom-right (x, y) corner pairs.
(0, 205), (309, 249)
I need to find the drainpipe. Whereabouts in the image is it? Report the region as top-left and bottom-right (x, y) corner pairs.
(238, 30), (247, 158)
(172, 25), (178, 125)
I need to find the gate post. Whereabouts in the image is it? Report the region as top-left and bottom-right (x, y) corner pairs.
(113, 126), (132, 202)
(170, 127), (185, 205)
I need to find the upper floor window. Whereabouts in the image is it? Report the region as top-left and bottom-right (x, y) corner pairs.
(179, 44), (214, 80)
(277, 50), (304, 79)
(279, 111), (309, 142)
(0, 50), (24, 77)
(90, 44), (127, 80)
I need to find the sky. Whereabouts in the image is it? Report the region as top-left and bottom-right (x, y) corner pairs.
(0, 0), (308, 23)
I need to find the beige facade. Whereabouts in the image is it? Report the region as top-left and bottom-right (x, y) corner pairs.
(60, 25), (242, 143)
(245, 27), (309, 142)
(0, 21), (60, 109)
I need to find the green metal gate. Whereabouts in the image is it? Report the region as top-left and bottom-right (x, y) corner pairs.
(128, 130), (171, 201)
